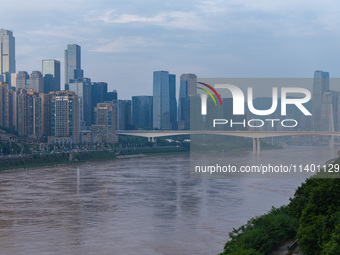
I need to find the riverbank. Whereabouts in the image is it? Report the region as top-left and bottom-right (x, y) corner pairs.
(0, 139), (282, 171)
(0, 146), (189, 171)
(219, 157), (340, 255)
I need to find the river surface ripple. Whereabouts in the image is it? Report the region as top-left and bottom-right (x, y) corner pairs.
(0, 146), (337, 255)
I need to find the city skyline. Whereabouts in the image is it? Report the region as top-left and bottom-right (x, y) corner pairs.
(1, 0), (340, 99)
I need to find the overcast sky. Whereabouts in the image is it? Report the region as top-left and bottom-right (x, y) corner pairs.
(1, 0), (340, 99)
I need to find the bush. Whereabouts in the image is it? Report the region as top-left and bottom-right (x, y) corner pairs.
(292, 176), (340, 255)
(220, 206), (298, 255)
(220, 163), (340, 255)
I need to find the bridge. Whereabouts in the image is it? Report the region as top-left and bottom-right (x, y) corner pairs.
(116, 130), (340, 154)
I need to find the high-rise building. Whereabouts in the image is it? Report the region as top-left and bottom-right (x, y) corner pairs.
(320, 91), (335, 132)
(8, 88), (15, 129)
(180, 73), (197, 97)
(40, 93), (52, 136)
(30, 90), (42, 136)
(169, 74), (177, 129)
(10, 73), (17, 89)
(42, 59), (61, 93)
(116, 100), (132, 130)
(132, 96), (153, 130)
(178, 73), (197, 130)
(153, 71), (177, 130)
(95, 103), (115, 126)
(0, 82), (15, 129)
(50, 91), (79, 144)
(312, 70), (329, 131)
(29, 71), (43, 93)
(16, 88), (27, 135)
(16, 71), (29, 89)
(0, 29), (15, 76)
(68, 78), (92, 126)
(0, 82), (9, 128)
(16, 88), (42, 136)
(106, 89), (117, 102)
(91, 82), (108, 124)
(64, 44), (83, 89)
(91, 102), (116, 143)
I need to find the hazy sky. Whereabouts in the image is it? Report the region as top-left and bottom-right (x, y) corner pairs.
(1, 0), (340, 99)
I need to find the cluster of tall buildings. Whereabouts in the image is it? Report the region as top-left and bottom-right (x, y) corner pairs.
(132, 71), (197, 131)
(0, 29), (118, 145)
(0, 29), (198, 146)
(311, 70), (340, 132)
(2, 28), (339, 146)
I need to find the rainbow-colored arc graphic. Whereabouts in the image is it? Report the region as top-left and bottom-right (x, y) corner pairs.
(197, 82), (223, 106)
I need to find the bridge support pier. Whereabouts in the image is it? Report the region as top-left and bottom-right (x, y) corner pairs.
(148, 137), (155, 143)
(253, 138), (260, 155)
(329, 135), (334, 148)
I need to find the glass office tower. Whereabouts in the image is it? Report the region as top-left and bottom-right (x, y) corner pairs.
(69, 78), (92, 127)
(132, 96), (153, 130)
(29, 71), (43, 93)
(64, 44), (83, 89)
(153, 71), (177, 130)
(312, 70), (329, 131)
(178, 73), (197, 130)
(0, 29), (15, 76)
(42, 59), (61, 93)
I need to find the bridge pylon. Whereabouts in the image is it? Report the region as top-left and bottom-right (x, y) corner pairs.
(148, 137), (155, 143)
(253, 138), (260, 155)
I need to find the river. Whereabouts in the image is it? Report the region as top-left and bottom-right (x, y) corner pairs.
(0, 146), (337, 255)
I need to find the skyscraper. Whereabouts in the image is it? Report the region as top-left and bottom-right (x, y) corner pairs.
(180, 73), (197, 97)
(50, 91), (79, 144)
(312, 70), (329, 131)
(68, 78), (92, 126)
(153, 71), (177, 130)
(40, 93), (52, 136)
(178, 73), (197, 130)
(132, 96), (153, 130)
(116, 100), (132, 130)
(0, 82), (10, 128)
(11, 73), (17, 89)
(169, 74), (177, 129)
(16, 71), (29, 89)
(91, 82), (108, 124)
(106, 89), (118, 101)
(0, 29), (15, 75)
(64, 44), (83, 89)
(0, 82), (15, 129)
(91, 102), (116, 143)
(29, 71), (43, 93)
(42, 59), (60, 93)
(17, 88), (42, 136)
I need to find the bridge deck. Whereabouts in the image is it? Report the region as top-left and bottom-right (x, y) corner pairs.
(116, 130), (340, 139)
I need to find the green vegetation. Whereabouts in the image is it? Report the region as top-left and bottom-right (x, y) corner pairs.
(0, 141), (22, 154)
(0, 146), (189, 171)
(289, 170), (340, 255)
(71, 151), (116, 162)
(118, 146), (189, 156)
(0, 126), (18, 136)
(0, 153), (71, 170)
(219, 160), (340, 255)
(219, 206), (298, 255)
